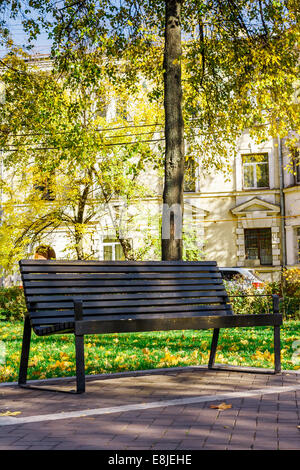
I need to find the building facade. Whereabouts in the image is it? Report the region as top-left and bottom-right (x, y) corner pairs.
(182, 131), (300, 282)
(14, 129), (298, 284)
(1, 57), (300, 284)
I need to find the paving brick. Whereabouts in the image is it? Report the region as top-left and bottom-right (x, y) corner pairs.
(0, 444), (31, 450)
(151, 443), (179, 450)
(1, 368), (299, 450)
(177, 439), (205, 449)
(202, 443), (228, 450)
(252, 443), (279, 450)
(0, 436), (24, 445)
(278, 440), (300, 450)
(226, 444), (254, 450)
(28, 445), (57, 450)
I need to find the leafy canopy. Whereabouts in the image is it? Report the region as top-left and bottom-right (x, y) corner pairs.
(1, 1), (299, 166)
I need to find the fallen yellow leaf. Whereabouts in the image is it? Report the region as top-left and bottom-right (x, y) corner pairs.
(209, 403), (232, 411)
(0, 411), (21, 416)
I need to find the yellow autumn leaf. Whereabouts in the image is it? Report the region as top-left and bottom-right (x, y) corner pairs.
(29, 355), (41, 366)
(0, 411), (21, 416)
(59, 352), (70, 359)
(209, 403), (232, 411)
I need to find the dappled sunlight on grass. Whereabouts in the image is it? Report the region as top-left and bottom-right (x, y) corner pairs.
(0, 321), (299, 383)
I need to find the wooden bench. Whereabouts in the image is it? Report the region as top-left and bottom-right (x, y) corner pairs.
(18, 260), (282, 393)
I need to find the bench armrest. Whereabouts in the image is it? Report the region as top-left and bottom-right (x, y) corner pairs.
(227, 294), (280, 314)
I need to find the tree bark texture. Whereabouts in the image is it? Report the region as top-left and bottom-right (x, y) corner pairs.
(162, 0), (184, 261)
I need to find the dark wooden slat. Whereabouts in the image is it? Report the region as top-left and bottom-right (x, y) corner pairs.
(33, 322), (74, 336)
(29, 303), (233, 321)
(29, 303), (232, 317)
(30, 309), (233, 325)
(24, 284), (225, 296)
(29, 296), (229, 310)
(23, 275), (223, 283)
(21, 265), (220, 273)
(74, 314), (283, 335)
(20, 260), (217, 266)
(23, 279), (222, 290)
(27, 290), (228, 303)
(23, 272), (222, 280)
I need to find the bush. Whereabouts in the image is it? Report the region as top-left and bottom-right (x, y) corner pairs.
(225, 272), (300, 321)
(0, 286), (26, 321)
(281, 268), (300, 319)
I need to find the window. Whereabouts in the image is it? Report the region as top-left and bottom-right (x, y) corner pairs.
(292, 149), (300, 184)
(116, 97), (128, 121)
(242, 153), (269, 189)
(184, 158), (196, 192)
(96, 95), (108, 119)
(102, 238), (125, 261)
(244, 228), (272, 266)
(296, 228), (300, 263)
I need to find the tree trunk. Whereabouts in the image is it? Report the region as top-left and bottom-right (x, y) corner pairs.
(118, 236), (135, 260)
(74, 231), (85, 260)
(162, 0), (184, 261)
(74, 180), (90, 260)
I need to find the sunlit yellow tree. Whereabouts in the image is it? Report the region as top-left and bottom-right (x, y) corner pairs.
(0, 54), (162, 273)
(1, 1), (299, 260)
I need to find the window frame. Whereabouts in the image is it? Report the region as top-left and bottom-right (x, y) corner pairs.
(102, 239), (123, 261)
(101, 237), (132, 261)
(242, 152), (270, 190)
(244, 228), (272, 266)
(292, 149), (300, 185)
(296, 227), (300, 263)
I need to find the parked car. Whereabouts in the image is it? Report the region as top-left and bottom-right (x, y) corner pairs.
(219, 267), (264, 291)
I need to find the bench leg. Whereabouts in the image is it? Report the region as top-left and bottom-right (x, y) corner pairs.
(18, 316), (31, 386)
(208, 328), (220, 369)
(274, 325), (281, 374)
(75, 334), (85, 393)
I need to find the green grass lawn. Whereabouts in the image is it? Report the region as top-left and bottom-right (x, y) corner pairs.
(0, 320), (299, 383)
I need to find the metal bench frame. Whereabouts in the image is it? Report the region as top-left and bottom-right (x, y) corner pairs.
(18, 260), (282, 393)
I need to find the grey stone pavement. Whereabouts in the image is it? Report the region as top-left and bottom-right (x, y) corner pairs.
(0, 366), (300, 451)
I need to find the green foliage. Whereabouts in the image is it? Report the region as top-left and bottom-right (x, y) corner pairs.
(0, 1), (299, 264)
(225, 274), (300, 320)
(1, 1), (299, 168)
(1, 320), (299, 382)
(0, 286), (26, 321)
(130, 211), (205, 261)
(0, 54), (163, 272)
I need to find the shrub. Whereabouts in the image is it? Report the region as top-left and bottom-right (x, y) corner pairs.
(225, 282), (275, 316)
(0, 286), (26, 321)
(225, 273), (300, 320)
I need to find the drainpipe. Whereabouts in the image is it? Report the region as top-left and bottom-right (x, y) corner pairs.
(278, 136), (286, 268)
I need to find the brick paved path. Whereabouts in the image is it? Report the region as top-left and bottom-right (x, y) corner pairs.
(0, 367), (299, 450)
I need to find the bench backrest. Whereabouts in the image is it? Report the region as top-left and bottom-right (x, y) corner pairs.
(19, 260), (233, 329)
